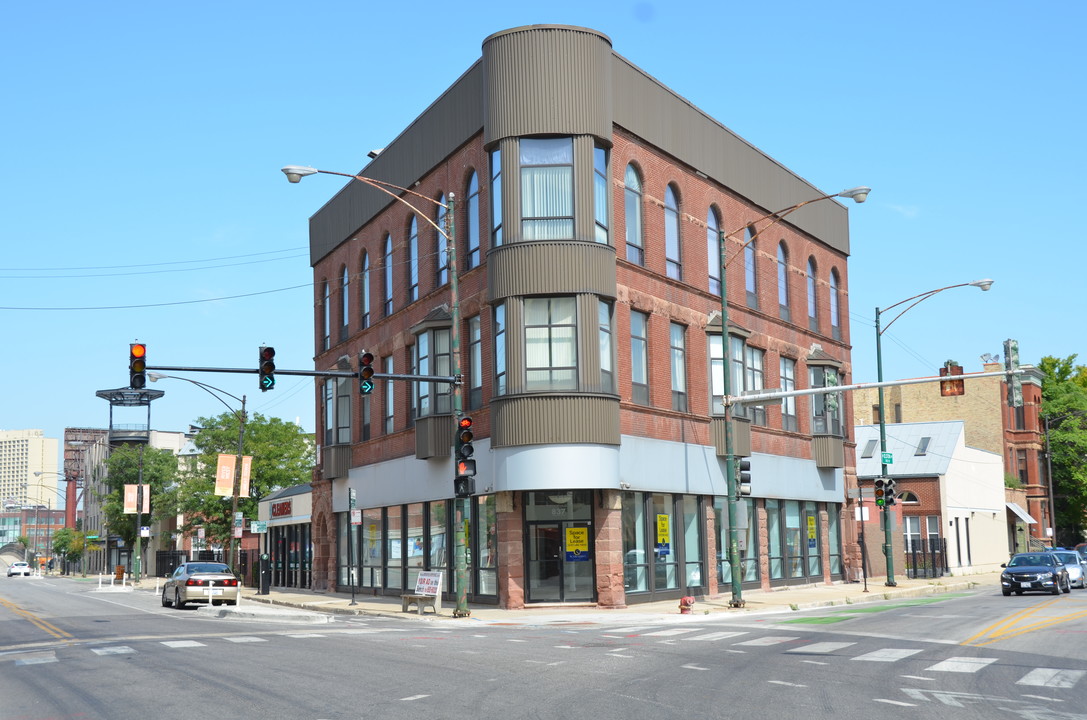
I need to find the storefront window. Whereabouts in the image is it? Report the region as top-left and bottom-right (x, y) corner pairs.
(767, 499), (783, 580)
(651, 493), (678, 590)
(406, 503), (425, 589)
(805, 501), (822, 577)
(362, 508), (382, 589)
(786, 500), (804, 579)
(385, 507), (403, 590)
(682, 495), (702, 588)
(622, 491), (648, 593)
(475, 495), (497, 596)
(828, 503), (841, 575)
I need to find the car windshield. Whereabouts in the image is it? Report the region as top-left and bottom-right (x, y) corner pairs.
(188, 564), (231, 574)
(1008, 555), (1054, 567)
(1054, 553), (1077, 564)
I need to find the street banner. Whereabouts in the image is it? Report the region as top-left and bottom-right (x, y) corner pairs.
(239, 455), (252, 497)
(215, 454), (236, 496)
(123, 484), (138, 514)
(123, 485), (150, 514)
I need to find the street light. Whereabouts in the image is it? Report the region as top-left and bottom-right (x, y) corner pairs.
(282, 165), (471, 617)
(148, 373), (247, 572)
(718, 186), (870, 607)
(875, 279), (993, 586)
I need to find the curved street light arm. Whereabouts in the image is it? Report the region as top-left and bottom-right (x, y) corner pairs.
(148, 373), (244, 421)
(282, 166), (451, 240)
(878, 279), (994, 335)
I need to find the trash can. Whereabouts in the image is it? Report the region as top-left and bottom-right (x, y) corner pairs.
(114, 565), (125, 582)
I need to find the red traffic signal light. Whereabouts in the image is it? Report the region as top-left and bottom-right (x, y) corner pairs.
(129, 343), (147, 388)
(259, 346), (276, 391)
(454, 415), (476, 488)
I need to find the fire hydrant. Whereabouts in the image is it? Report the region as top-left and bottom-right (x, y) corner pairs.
(679, 596), (695, 614)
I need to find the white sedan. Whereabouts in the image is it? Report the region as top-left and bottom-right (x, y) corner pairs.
(7, 561), (32, 577)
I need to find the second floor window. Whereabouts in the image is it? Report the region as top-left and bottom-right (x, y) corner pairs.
(745, 346), (766, 426)
(810, 366), (843, 436)
(494, 303), (507, 395)
(670, 322), (687, 412)
(384, 356), (395, 434)
(521, 138), (573, 241)
(593, 146), (609, 244)
(321, 281), (330, 352)
(525, 297), (577, 390)
(468, 315), (482, 410)
(631, 311), (649, 405)
(414, 328), (452, 417)
(780, 357), (798, 432)
(599, 300), (614, 392)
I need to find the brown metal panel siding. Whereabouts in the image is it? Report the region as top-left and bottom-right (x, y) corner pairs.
(813, 435), (845, 468)
(482, 25), (612, 145)
(415, 415), (454, 460)
(487, 241), (616, 301)
(309, 64), (485, 266)
(323, 445), (351, 480)
(610, 57), (850, 256)
(491, 395), (620, 447)
(712, 417), (752, 457)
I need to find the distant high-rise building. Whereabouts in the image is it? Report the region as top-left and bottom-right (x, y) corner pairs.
(0, 429), (60, 508)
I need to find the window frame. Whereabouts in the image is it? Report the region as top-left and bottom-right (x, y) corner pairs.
(708, 207), (722, 296)
(780, 356), (798, 431)
(519, 137), (574, 241)
(524, 296), (578, 391)
(743, 227), (758, 309)
(624, 165), (644, 265)
(664, 184), (682, 280)
(777, 242), (790, 322)
(359, 252), (370, 330)
(630, 310), (649, 406)
(407, 217), (419, 303)
(383, 234), (394, 317)
(466, 172), (481, 269)
(670, 322), (687, 412)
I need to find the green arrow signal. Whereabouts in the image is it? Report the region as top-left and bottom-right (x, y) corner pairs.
(360, 378), (374, 395)
(261, 375), (275, 390)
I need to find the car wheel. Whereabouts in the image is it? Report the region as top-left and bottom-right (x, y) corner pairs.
(1063, 577), (1072, 594)
(175, 589), (186, 608)
(1051, 582), (1061, 595)
(161, 588), (173, 607)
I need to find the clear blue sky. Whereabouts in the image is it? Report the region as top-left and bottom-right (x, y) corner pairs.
(3, 1), (1084, 481)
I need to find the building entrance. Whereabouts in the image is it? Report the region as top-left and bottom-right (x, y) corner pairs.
(523, 490), (594, 604)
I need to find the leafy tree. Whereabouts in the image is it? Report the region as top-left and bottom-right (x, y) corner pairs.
(16, 535), (29, 549)
(100, 445), (180, 550)
(1039, 354), (1087, 545)
(156, 412), (313, 550)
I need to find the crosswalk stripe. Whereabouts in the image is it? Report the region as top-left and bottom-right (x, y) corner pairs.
(734, 636), (800, 647)
(161, 640), (206, 648)
(1017, 668), (1086, 688)
(92, 646), (136, 655)
(852, 648), (923, 662)
(610, 626), (659, 634)
(925, 657), (997, 673)
(224, 636), (267, 643)
(643, 628), (702, 637)
(685, 631), (749, 642)
(14, 651), (56, 666)
(786, 642), (855, 654)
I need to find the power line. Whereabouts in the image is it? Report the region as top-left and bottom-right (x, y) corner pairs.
(0, 247), (306, 272)
(0, 283), (311, 311)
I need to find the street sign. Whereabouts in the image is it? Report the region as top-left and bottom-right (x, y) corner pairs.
(86, 534), (99, 540)
(250, 521), (267, 533)
(350, 508), (362, 525)
(881, 452), (893, 464)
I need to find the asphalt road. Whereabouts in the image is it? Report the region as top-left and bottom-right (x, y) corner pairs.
(2, 576), (1086, 720)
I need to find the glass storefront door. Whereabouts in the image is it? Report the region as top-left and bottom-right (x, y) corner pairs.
(524, 491), (594, 604)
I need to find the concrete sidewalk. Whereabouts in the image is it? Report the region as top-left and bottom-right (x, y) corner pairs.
(233, 571), (997, 624)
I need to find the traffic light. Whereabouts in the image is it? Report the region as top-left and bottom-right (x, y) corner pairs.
(454, 415), (476, 498)
(1004, 339), (1023, 408)
(884, 478), (898, 506)
(736, 456), (752, 497)
(129, 343), (147, 389)
(939, 361), (965, 397)
(874, 477), (888, 507)
(359, 351), (375, 395)
(258, 346), (276, 392)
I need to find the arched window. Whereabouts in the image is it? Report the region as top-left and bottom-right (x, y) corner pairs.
(321, 281), (330, 352)
(436, 193), (449, 287)
(777, 242), (791, 322)
(897, 491), (920, 504)
(407, 217), (419, 303)
(624, 165), (644, 265)
(383, 234), (393, 317)
(744, 227), (758, 309)
(340, 266), (350, 342)
(466, 172), (480, 269)
(360, 252), (370, 329)
(830, 269), (842, 340)
(806, 257), (819, 332)
(665, 184), (681, 280)
(707, 207), (721, 296)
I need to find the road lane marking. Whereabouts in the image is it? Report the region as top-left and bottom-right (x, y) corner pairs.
(92, 646), (136, 655)
(0, 596), (75, 642)
(735, 636), (799, 646)
(852, 648), (924, 662)
(1017, 668), (1085, 688)
(643, 628), (702, 636)
(685, 631), (748, 642)
(161, 640), (206, 648)
(15, 651), (57, 666)
(874, 699), (916, 706)
(768, 680), (806, 687)
(786, 642), (855, 654)
(924, 657), (997, 673)
(224, 636), (267, 643)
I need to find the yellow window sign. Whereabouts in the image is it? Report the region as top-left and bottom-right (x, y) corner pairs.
(656, 514), (670, 544)
(565, 527), (589, 561)
(807, 515), (817, 540)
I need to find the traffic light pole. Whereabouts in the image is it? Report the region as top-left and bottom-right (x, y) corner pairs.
(717, 231), (745, 609)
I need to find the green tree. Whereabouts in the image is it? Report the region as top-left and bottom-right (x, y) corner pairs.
(1039, 354), (1087, 545)
(51, 527), (84, 563)
(101, 445), (180, 550)
(156, 412), (313, 551)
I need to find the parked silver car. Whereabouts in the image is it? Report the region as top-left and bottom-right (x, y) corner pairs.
(161, 562), (240, 608)
(1052, 550), (1087, 589)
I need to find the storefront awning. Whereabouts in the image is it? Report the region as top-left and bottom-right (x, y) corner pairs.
(1006, 502), (1036, 524)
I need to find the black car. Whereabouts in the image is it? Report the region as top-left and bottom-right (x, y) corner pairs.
(1000, 552), (1071, 596)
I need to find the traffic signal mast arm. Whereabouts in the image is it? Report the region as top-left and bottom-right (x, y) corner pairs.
(726, 368), (1022, 407)
(146, 364), (460, 384)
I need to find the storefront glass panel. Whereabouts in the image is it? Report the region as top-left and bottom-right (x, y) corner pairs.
(682, 495), (703, 588)
(650, 493), (677, 590)
(805, 502), (822, 577)
(767, 499), (784, 580)
(406, 503), (425, 589)
(622, 491), (648, 592)
(786, 500), (804, 579)
(362, 508), (382, 589)
(385, 507), (403, 590)
(474, 495), (497, 596)
(524, 490), (593, 603)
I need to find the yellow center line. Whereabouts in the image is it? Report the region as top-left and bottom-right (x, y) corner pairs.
(0, 595), (75, 643)
(961, 597), (1087, 647)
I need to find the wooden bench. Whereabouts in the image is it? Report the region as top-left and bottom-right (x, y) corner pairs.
(400, 570), (442, 615)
